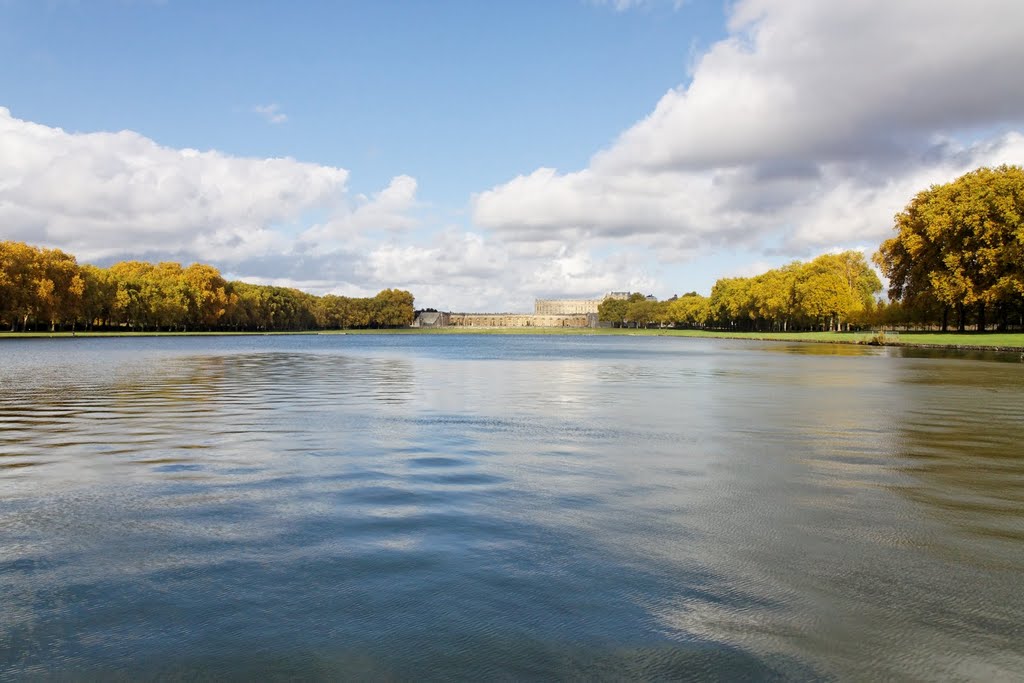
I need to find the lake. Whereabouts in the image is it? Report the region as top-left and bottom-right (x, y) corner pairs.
(1, 335), (1022, 680)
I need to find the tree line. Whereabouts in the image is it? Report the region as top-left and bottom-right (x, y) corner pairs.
(4, 165), (1022, 334)
(599, 250), (883, 331)
(0, 242), (414, 332)
(599, 165), (1024, 333)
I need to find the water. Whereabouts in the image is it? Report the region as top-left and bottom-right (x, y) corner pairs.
(1, 335), (1022, 680)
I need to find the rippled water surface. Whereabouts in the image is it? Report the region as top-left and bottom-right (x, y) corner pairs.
(2, 335), (1023, 680)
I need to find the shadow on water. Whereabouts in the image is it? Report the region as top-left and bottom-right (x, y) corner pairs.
(887, 363), (1024, 545)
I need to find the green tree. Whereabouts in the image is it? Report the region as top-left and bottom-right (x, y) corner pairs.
(598, 297), (629, 327)
(626, 298), (659, 328)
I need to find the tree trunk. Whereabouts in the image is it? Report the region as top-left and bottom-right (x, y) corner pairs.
(977, 302), (986, 332)
(941, 306), (949, 333)
(957, 303), (966, 332)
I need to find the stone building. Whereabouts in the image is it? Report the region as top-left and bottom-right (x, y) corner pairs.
(424, 292), (625, 329)
(533, 292), (630, 316)
(448, 313), (593, 328)
(534, 298), (600, 315)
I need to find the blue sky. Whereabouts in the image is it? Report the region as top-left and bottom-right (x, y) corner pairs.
(4, 2), (722, 196)
(2, 1), (1023, 311)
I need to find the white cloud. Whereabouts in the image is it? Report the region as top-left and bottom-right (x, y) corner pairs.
(301, 175), (419, 244)
(252, 103), (287, 125)
(9, 1), (1024, 313)
(0, 106), (416, 266)
(352, 230), (658, 312)
(475, 0), (1024, 258)
(0, 106), (654, 311)
(600, 1), (1024, 171)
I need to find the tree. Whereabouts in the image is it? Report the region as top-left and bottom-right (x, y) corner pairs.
(0, 241), (38, 330)
(182, 263), (235, 329)
(108, 261), (157, 330)
(876, 165), (1024, 331)
(665, 293), (710, 328)
(79, 264), (117, 330)
(749, 265), (801, 331)
(372, 289), (415, 327)
(598, 297), (629, 327)
(626, 298), (659, 328)
(0, 241), (421, 333)
(709, 278), (753, 329)
(32, 247), (84, 331)
(795, 252), (880, 331)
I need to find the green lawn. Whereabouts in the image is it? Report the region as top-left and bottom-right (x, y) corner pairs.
(0, 330), (317, 338)
(3, 327), (1023, 350)
(630, 329), (1024, 348)
(331, 327), (1024, 349)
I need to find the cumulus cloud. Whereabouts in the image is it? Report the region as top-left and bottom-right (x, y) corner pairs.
(301, 175), (419, 244)
(352, 230), (658, 312)
(0, 107), (417, 268)
(252, 103), (287, 124)
(0, 106), (652, 311)
(475, 0), (1024, 257)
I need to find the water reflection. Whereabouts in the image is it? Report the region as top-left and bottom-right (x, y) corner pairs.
(888, 362), (1024, 547)
(1, 336), (1022, 680)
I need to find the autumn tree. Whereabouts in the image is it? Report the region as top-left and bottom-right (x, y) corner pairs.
(665, 293), (710, 328)
(876, 165), (1024, 331)
(598, 296), (630, 327)
(0, 241), (38, 330)
(625, 297), (660, 328)
(32, 247), (84, 331)
(79, 264), (118, 329)
(372, 289), (415, 327)
(795, 252), (881, 331)
(709, 278), (753, 329)
(182, 263), (235, 329)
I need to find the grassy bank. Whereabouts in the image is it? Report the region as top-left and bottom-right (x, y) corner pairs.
(0, 330), (318, 338)
(2, 327), (1023, 351)
(336, 327), (1024, 350)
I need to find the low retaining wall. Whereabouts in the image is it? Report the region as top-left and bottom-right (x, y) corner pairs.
(449, 313), (593, 328)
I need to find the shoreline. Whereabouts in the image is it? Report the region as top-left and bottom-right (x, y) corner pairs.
(1, 327), (1023, 353)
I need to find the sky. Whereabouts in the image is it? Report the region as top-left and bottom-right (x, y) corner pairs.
(2, 0), (1023, 312)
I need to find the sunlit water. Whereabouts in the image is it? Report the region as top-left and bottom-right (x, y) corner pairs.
(1, 335), (1023, 681)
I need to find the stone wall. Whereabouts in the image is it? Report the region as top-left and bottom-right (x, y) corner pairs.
(448, 313), (592, 328)
(534, 299), (602, 315)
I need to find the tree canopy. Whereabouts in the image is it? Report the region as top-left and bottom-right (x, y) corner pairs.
(875, 165), (1024, 331)
(7, 165), (1024, 335)
(0, 241), (415, 332)
(600, 251), (881, 331)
